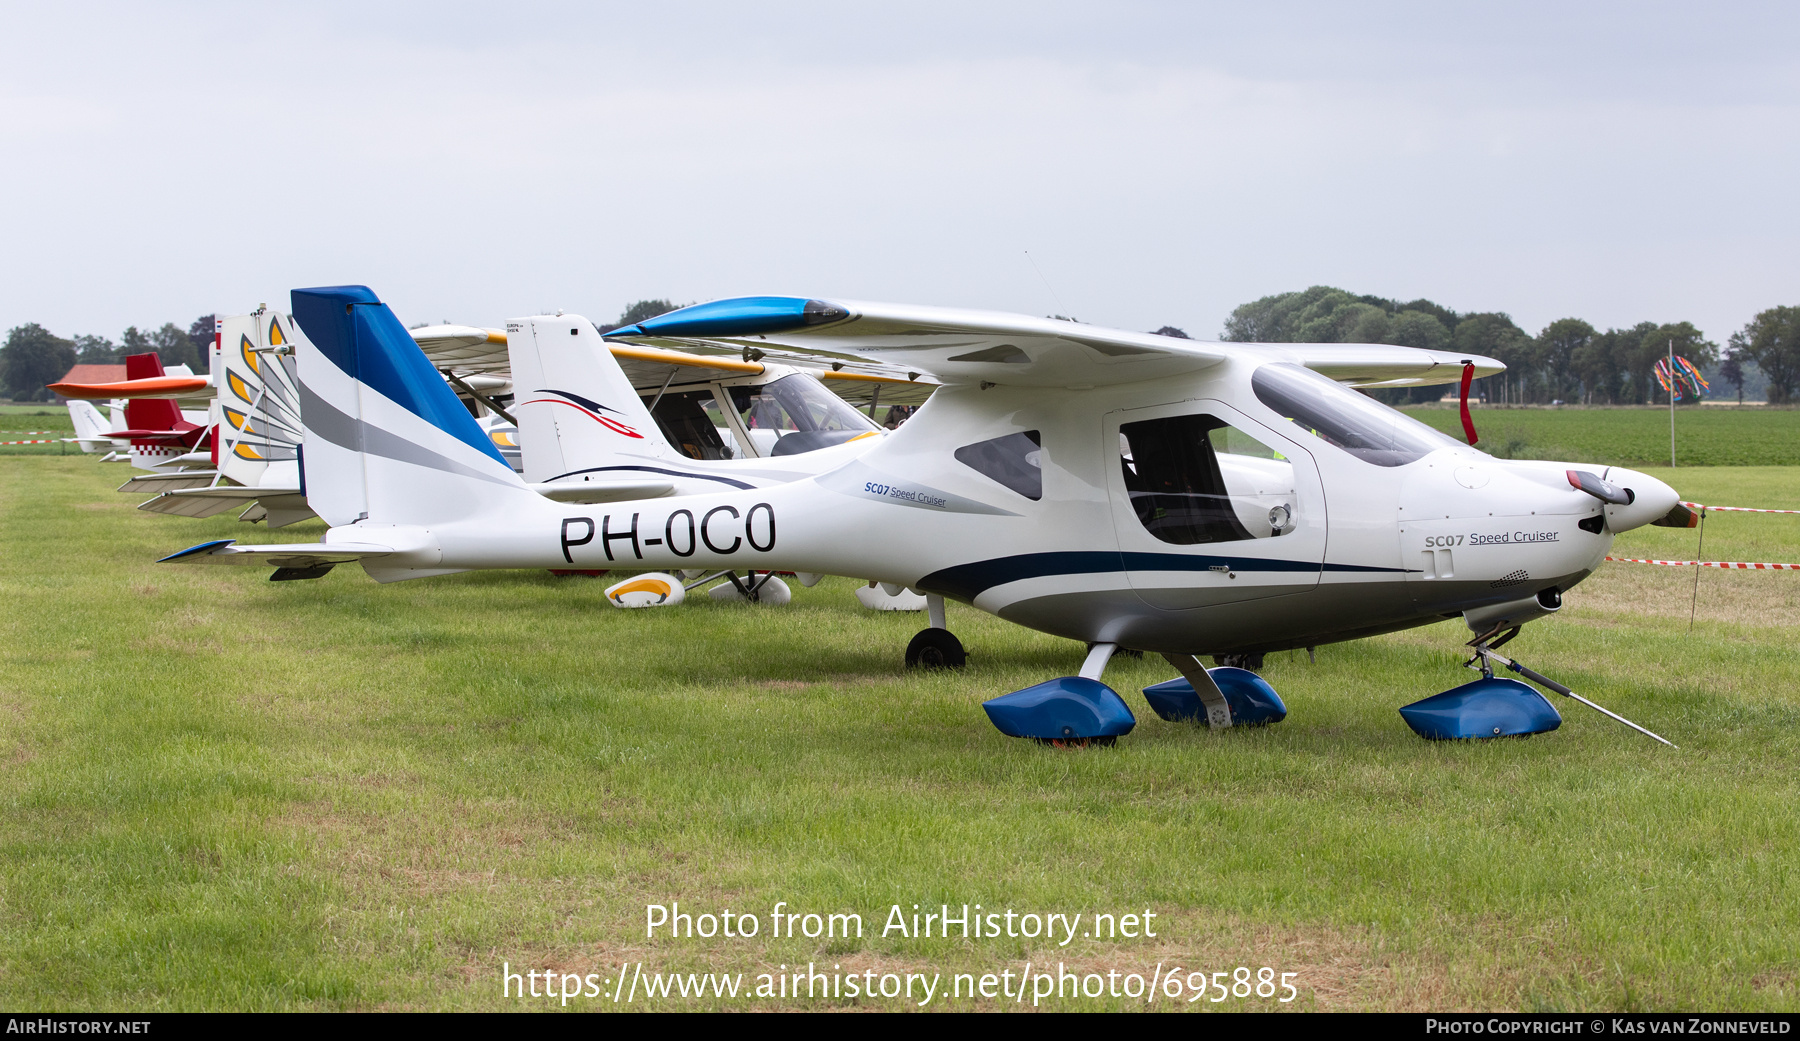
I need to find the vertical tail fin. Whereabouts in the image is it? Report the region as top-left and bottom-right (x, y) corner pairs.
(290, 285), (532, 527)
(121, 353), (202, 470)
(214, 311), (305, 489)
(505, 315), (672, 482)
(65, 400), (113, 450)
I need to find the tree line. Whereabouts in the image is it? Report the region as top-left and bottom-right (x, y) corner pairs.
(3, 300), (689, 402)
(1219, 286), (1799, 405)
(6, 293), (1796, 405)
(1, 317), (214, 401)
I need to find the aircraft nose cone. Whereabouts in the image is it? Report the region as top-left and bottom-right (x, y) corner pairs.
(1602, 468), (1680, 532)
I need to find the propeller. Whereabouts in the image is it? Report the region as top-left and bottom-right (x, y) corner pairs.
(1566, 469), (1631, 506)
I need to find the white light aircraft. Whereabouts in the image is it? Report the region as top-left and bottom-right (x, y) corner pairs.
(63, 399), (128, 456)
(163, 286), (1697, 746)
(51, 354), (212, 473)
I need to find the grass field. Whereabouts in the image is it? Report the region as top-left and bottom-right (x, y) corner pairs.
(2, 457), (1798, 1011)
(1404, 404), (1800, 467)
(0, 405), (77, 456)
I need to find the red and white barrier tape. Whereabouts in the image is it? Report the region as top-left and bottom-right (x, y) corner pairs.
(0, 438), (56, 445)
(1606, 556), (1800, 570)
(0, 431), (57, 436)
(1682, 501), (1800, 515)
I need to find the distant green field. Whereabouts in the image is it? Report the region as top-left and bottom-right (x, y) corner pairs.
(1404, 404), (1799, 467)
(0, 406), (76, 456)
(1, 458), (1797, 1011)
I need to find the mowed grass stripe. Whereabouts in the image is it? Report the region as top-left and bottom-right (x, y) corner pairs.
(1405, 405), (1800, 467)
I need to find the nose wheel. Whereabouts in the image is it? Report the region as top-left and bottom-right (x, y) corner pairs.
(905, 593), (967, 668)
(906, 627), (966, 669)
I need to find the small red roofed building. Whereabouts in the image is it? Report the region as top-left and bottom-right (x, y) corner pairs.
(51, 364), (128, 399)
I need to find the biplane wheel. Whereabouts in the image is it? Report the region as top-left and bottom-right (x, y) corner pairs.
(1034, 736), (1118, 749)
(905, 627), (966, 669)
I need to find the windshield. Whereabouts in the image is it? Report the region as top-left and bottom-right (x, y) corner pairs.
(1251, 363), (1464, 467)
(728, 374), (881, 456)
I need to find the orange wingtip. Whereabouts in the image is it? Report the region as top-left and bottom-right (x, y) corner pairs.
(48, 376), (211, 400)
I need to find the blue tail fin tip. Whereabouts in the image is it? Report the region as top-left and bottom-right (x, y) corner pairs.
(290, 285), (506, 466)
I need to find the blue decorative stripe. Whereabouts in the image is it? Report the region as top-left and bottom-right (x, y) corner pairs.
(608, 296), (847, 338)
(291, 285), (507, 467)
(540, 464), (756, 490)
(532, 388), (622, 414)
(158, 539), (236, 563)
(915, 551), (1406, 602)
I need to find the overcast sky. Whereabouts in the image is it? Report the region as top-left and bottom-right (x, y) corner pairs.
(2, 1), (1795, 344)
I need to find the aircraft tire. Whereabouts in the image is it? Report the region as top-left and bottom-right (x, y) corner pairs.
(906, 627), (967, 669)
(1213, 653), (1265, 671)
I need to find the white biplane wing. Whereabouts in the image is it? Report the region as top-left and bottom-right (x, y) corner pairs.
(599, 298), (1501, 389)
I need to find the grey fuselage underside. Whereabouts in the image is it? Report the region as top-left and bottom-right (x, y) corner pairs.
(991, 570), (1594, 656)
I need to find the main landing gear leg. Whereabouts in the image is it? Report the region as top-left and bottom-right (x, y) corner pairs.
(906, 594), (966, 669)
(1160, 653), (1234, 729)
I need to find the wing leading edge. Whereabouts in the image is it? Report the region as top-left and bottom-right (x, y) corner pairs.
(602, 297), (1500, 389)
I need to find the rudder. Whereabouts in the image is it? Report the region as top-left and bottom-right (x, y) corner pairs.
(506, 315), (672, 483)
(291, 285), (533, 527)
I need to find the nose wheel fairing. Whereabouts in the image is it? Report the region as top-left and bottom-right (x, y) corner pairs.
(1399, 677), (1561, 739)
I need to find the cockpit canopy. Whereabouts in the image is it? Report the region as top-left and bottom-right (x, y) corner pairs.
(1251, 362), (1467, 467)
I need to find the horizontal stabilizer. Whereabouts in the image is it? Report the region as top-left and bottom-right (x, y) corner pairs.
(104, 429), (192, 442)
(118, 471), (219, 494)
(137, 486), (304, 519)
(158, 538), (394, 569)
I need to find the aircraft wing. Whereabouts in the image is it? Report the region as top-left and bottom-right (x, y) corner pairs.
(158, 538), (391, 568)
(605, 339), (939, 404)
(414, 322), (939, 404)
(1280, 344), (1505, 388)
(48, 375), (214, 400)
(601, 297), (1231, 389)
(411, 324), (511, 375)
(600, 296), (1506, 390)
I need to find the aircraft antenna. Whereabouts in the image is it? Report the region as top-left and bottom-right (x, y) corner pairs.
(1024, 251), (1071, 321)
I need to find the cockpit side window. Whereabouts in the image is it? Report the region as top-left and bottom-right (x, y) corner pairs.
(1119, 414), (1297, 545)
(727, 374), (881, 456)
(644, 390), (735, 460)
(955, 431), (1042, 500)
(1251, 362), (1462, 467)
